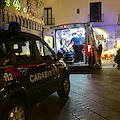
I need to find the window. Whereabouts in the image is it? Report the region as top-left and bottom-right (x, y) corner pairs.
(44, 8), (52, 25)
(36, 41), (54, 61)
(90, 2), (101, 22)
(77, 9), (80, 14)
(11, 37), (36, 63)
(44, 36), (54, 48)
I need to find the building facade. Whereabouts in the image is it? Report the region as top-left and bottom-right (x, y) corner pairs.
(0, 0), (44, 36)
(42, 0), (120, 51)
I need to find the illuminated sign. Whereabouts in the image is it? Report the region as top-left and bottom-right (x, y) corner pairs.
(5, 0), (10, 7)
(13, 0), (21, 10)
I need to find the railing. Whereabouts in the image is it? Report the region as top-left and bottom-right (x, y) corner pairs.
(44, 18), (55, 25)
(89, 14), (104, 22)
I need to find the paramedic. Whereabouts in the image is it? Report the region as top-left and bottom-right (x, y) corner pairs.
(97, 41), (102, 66)
(69, 33), (83, 62)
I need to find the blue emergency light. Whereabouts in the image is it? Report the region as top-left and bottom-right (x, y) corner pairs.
(8, 22), (21, 31)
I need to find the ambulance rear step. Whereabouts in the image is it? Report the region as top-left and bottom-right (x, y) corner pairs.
(67, 62), (94, 74)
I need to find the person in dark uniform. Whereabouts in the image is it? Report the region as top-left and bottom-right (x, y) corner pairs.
(68, 33), (83, 62)
(97, 41), (102, 56)
(97, 41), (102, 66)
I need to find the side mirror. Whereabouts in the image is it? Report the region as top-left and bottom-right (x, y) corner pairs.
(57, 52), (63, 60)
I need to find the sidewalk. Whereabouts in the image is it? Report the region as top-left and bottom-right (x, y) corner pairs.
(101, 59), (116, 68)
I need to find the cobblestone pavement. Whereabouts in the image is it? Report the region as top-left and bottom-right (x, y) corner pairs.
(28, 60), (120, 120)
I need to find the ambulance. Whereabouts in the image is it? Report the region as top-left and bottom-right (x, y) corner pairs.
(43, 23), (97, 68)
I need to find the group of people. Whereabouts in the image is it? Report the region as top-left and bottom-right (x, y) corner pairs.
(68, 32), (102, 66)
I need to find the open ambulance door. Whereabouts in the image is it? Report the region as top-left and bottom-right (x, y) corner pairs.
(43, 28), (57, 53)
(86, 26), (97, 67)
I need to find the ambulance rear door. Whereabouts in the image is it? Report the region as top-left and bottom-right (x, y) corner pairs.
(43, 28), (57, 53)
(86, 24), (97, 66)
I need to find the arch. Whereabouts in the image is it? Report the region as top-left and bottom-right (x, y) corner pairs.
(93, 27), (109, 40)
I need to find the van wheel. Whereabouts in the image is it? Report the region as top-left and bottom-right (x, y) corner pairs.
(57, 75), (70, 98)
(2, 99), (26, 120)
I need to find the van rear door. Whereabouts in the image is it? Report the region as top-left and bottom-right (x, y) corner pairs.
(43, 28), (57, 53)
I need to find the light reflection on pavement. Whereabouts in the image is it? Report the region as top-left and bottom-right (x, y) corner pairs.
(28, 60), (120, 120)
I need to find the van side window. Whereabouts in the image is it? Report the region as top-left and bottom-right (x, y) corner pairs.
(35, 41), (54, 61)
(11, 37), (36, 64)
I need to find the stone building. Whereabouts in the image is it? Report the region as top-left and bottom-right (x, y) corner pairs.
(0, 0), (44, 37)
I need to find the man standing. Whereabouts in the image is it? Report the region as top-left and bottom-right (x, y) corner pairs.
(97, 41), (102, 67)
(69, 33), (83, 62)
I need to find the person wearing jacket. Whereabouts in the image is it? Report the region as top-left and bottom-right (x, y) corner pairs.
(69, 32), (83, 62)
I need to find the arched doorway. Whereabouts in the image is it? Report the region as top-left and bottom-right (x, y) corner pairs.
(93, 27), (109, 51)
(93, 27), (109, 40)
(93, 27), (116, 60)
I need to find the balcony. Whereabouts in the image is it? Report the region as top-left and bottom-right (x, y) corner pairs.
(44, 18), (55, 26)
(89, 14), (104, 22)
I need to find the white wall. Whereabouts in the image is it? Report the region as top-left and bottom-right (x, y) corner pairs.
(56, 0), (89, 25)
(43, 0), (119, 25)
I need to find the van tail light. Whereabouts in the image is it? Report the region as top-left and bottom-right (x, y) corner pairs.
(87, 44), (92, 56)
